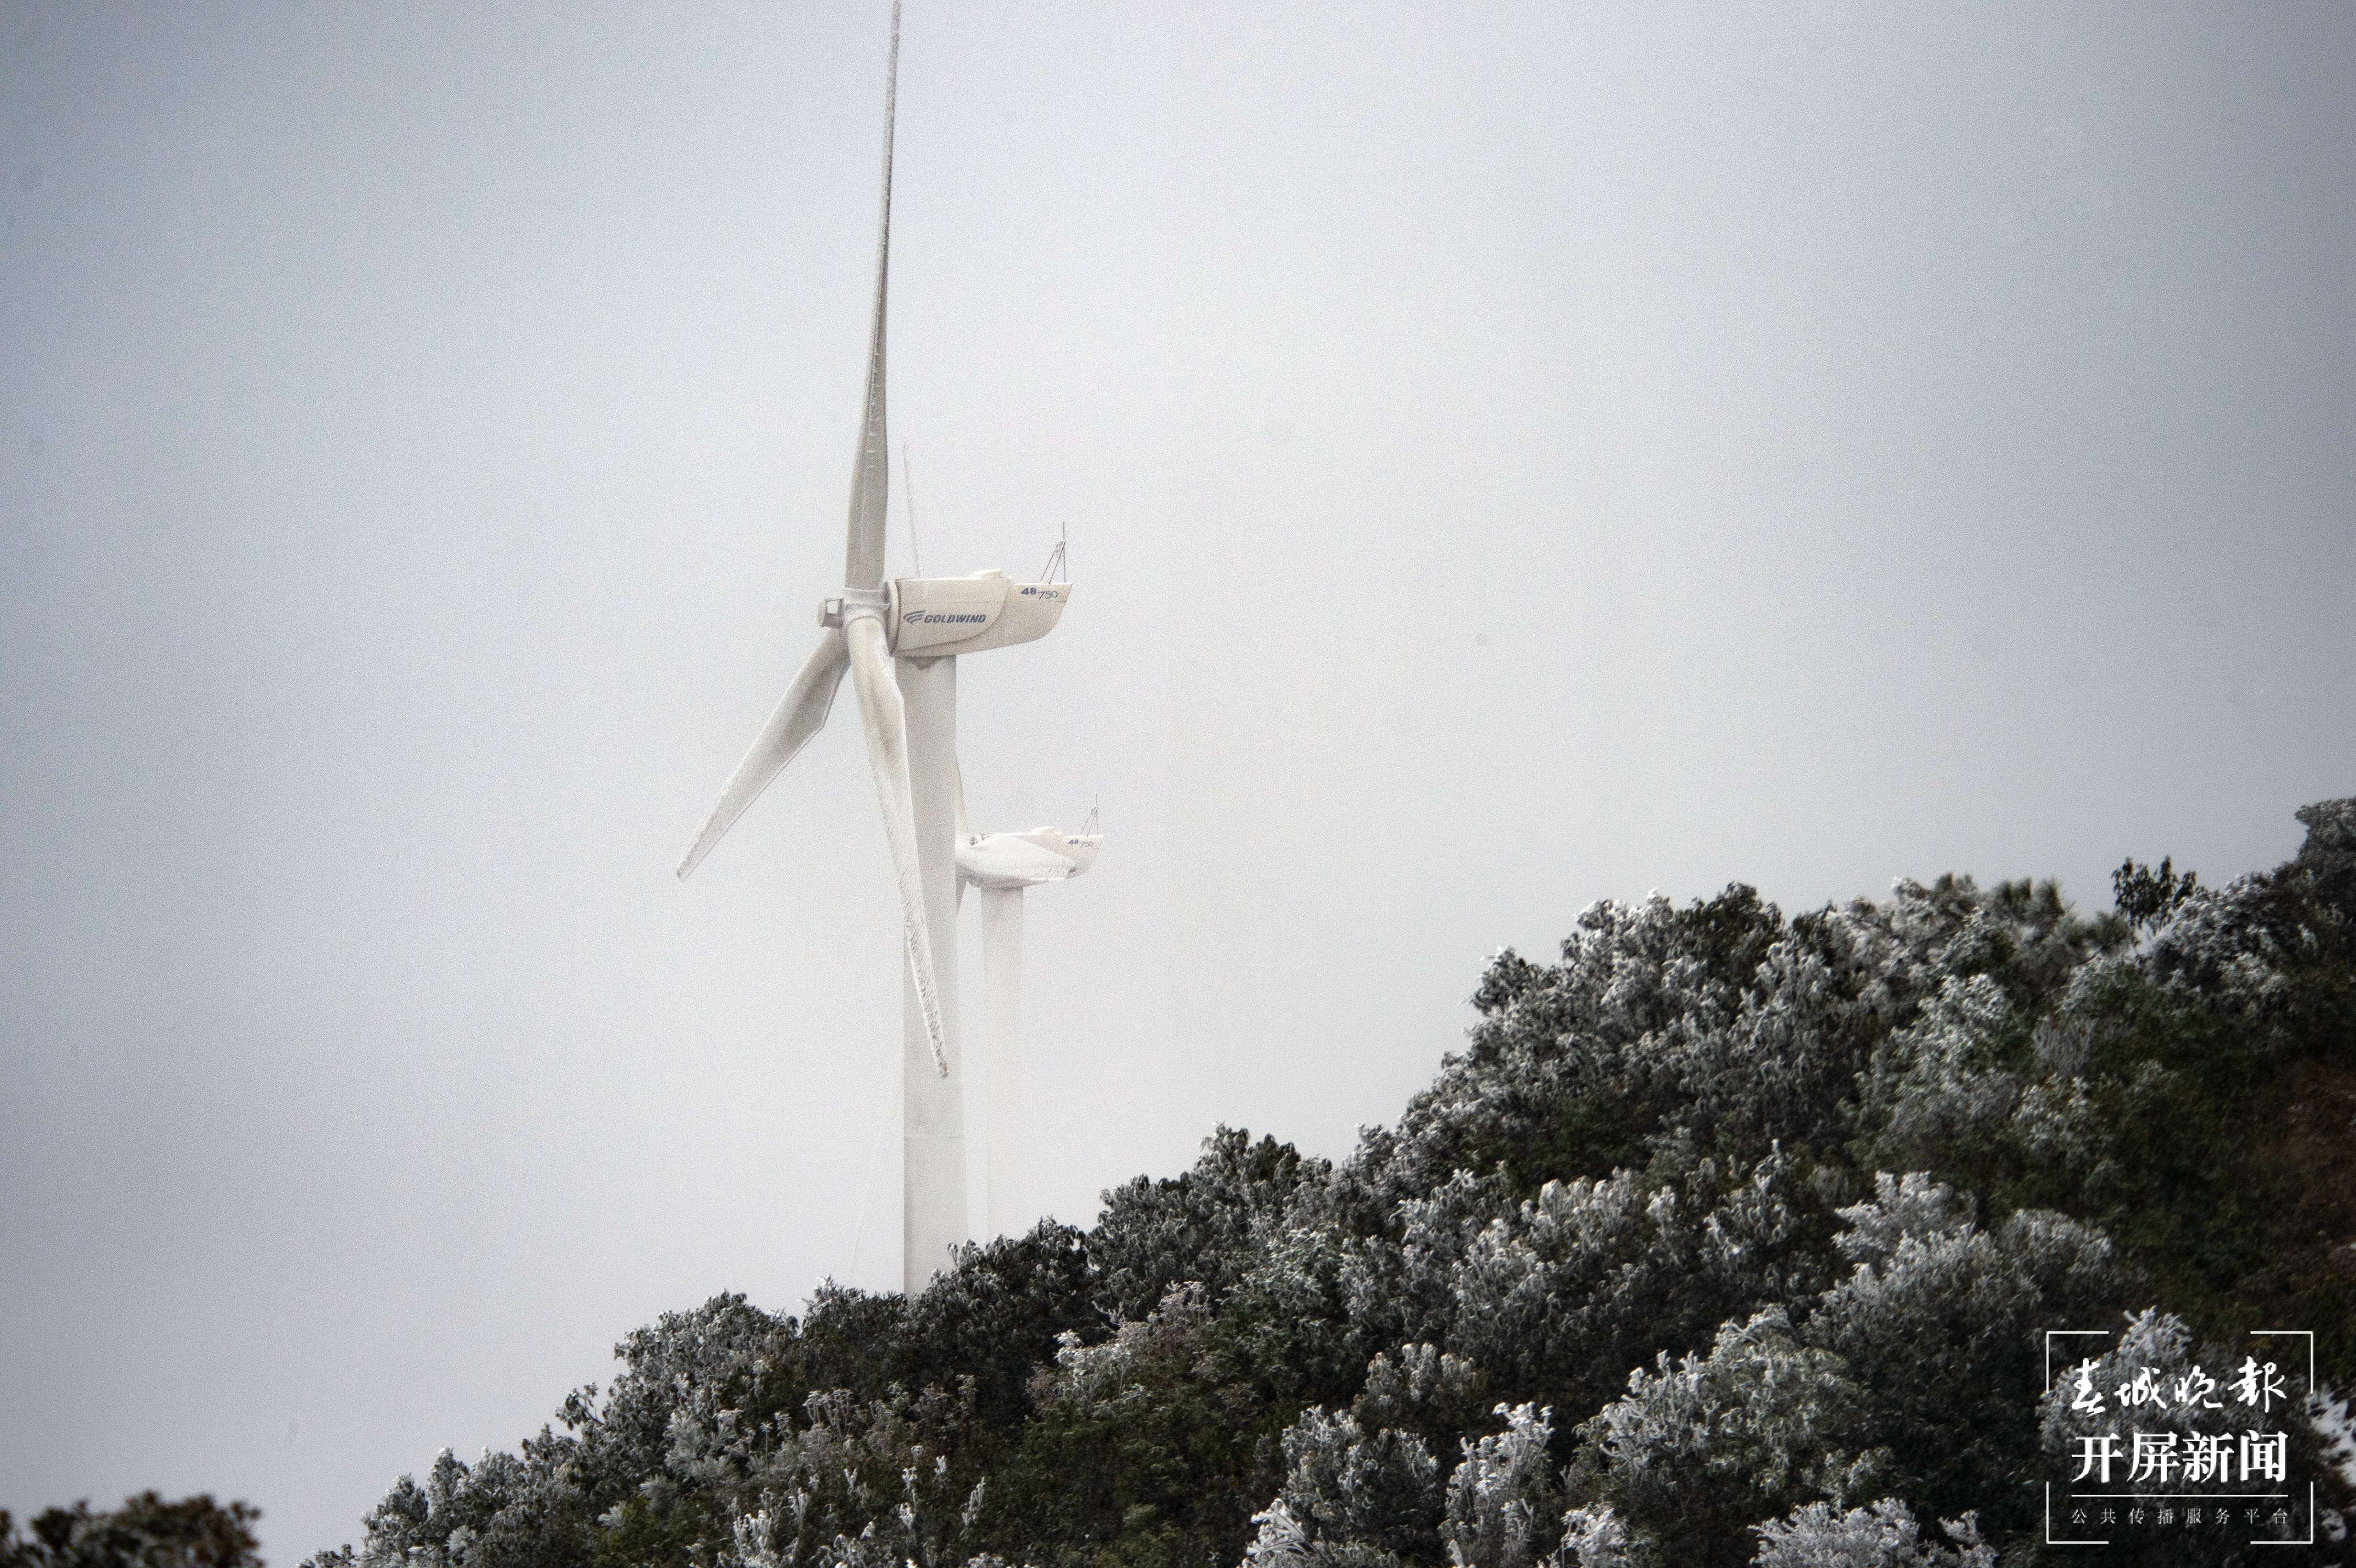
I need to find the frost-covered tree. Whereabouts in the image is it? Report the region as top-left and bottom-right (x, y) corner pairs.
(1239, 1406), (1439, 1568)
(1241, 1346), (1488, 1566)
(3, 1496), (263, 1568)
(563, 1292), (793, 1517)
(1440, 1404), (1562, 1568)
(2112, 857), (2199, 936)
(1376, 1156), (1834, 1425)
(1568, 1309), (1886, 1568)
(1746, 1498), (1990, 1568)
(1215, 1221), (1377, 1409)
(1094, 1129), (1330, 1320)
(996, 1282), (1273, 1563)
(716, 1388), (990, 1568)
(1549, 1504), (1632, 1568)
(1348, 1344), (1493, 1454)
(335, 1438), (596, 1568)
(1798, 1175), (2116, 1538)
(1362, 887), (1794, 1207)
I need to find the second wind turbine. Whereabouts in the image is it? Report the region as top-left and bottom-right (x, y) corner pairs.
(676, 1), (1073, 1292)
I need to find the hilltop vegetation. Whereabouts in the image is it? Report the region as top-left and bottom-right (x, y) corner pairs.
(2, 1494), (263, 1568)
(313, 801), (2356, 1567)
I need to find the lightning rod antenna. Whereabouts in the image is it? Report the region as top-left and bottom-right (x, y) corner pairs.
(1037, 521), (1068, 584)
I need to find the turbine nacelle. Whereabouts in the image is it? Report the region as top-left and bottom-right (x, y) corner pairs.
(822, 571), (1072, 658)
(957, 824), (1102, 890)
(1037, 827), (1102, 877)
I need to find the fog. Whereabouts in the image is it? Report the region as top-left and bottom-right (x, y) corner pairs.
(3, 3), (2351, 1558)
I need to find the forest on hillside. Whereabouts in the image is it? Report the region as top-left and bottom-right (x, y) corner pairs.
(307, 800), (2356, 1567)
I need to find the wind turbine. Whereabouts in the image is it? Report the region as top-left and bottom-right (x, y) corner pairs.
(676, 0), (1074, 1292)
(954, 775), (1101, 1238)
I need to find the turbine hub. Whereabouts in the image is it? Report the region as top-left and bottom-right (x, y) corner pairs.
(829, 588), (889, 630)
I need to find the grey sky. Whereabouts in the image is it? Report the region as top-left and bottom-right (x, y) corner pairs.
(3, 2), (2351, 1559)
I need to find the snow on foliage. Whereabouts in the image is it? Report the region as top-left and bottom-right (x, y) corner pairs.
(308, 800), (2356, 1568)
(1747, 1497), (1991, 1568)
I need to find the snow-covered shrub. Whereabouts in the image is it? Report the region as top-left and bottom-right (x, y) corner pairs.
(1570, 1307), (1887, 1568)
(1748, 1497), (1990, 1568)
(1441, 1404), (1562, 1568)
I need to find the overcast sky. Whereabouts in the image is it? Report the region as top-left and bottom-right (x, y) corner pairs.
(4, 1), (2353, 1559)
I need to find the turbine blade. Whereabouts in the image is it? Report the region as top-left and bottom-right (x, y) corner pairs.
(677, 632), (850, 880)
(953, 762), (969, 910)
(843, 0), (901, 590)
(845, 614), (949, 1075)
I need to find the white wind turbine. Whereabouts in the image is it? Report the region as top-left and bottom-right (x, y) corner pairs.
(677, 0), (1074, 1292)
(954, 771), (1102, 1239)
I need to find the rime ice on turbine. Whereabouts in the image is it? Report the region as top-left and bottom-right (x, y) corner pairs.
(676, 0), (1073, 1293)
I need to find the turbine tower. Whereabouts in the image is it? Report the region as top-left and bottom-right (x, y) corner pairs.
(955, 778), (1101, 1238)
(677, 0), (1073, 1292)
